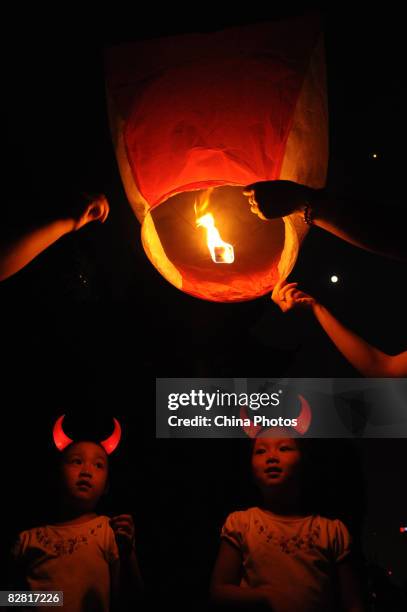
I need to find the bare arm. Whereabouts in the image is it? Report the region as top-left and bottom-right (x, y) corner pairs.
(110, 514), (143, 611)
(244, 181), (407, 262)
(111, 549), (144, 612)
(311, 196), (406, 262)
(210, 540), (269, 607)
(272, 280), (407, 377)
(0, 219), (76, 281)
(119, 547), (144, 591)
(0, 196), (109, 281)
(337, 561), (366, 612)
(312, 302), (407, 377)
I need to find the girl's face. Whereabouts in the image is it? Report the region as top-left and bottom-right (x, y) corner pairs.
(251, 435), (303, 491)
(60, 441), (109, 511)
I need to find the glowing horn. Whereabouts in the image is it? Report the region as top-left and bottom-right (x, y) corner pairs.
(100, 418), (122, 454)
(240, 406), (263, 438)
(292, 395), (312, 435)
(53, 415), (73, 451)
(240, 394), (312, 438)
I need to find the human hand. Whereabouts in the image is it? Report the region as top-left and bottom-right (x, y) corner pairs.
(74, 194), (110, 230)
(271, 279), (315, 313)
(243, 180), (311, 220)
(110, 514), (136, 557)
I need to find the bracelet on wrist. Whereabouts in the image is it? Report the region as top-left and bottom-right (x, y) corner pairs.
(302, 202), (313, 226)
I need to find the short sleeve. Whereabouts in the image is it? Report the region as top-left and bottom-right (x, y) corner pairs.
(221, 512), (246, 551)
(330, 519), (352, 563)
(11, 532), (27, 561)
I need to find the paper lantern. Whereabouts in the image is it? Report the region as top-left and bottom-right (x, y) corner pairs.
(106, 15), (328, 302)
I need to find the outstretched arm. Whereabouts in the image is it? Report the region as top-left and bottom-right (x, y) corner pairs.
(0, 195), (109, 281)
(310, 195), (405, 262)
(272, 280), (407, 377)
(244, 181), (407, 262)
(311, 302), (407, 377)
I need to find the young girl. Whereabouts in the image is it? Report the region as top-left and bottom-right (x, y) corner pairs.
(10, 422), (143, 612)
(211, 431), (365, 611)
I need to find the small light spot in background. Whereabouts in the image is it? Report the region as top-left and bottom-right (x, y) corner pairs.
(330, 275), (339, 283)
(371, 153), (379, 159)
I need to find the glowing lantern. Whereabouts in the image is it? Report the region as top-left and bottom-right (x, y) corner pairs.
(106, 15), (328, 302)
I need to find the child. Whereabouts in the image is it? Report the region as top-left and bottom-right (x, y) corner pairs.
(10, 421), (142, 611)
(211, 431), (365, 611)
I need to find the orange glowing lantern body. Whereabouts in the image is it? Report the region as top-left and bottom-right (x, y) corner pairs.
(106, 15), (328, 302)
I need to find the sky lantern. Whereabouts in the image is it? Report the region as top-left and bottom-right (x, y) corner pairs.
(105, 14), (328, 302)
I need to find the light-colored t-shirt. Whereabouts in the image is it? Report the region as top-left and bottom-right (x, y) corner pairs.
(221, 507), (351, 612)
(12, 515), (119, 612)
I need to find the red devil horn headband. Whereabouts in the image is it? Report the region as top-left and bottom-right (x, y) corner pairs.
(53, 415), (122, 454)
(100, 418), (122, 454)
(240, 394), (312, 438)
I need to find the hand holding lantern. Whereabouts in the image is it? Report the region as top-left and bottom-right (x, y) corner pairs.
(0, 193), (111, 282)
(243, 180), (315, 220)
(271, 280), (407, 377)
(74, 194), (110, 231)
(271, 279), (315, 313)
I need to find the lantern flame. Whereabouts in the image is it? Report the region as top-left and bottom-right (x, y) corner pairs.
(195, 191), (234, 264)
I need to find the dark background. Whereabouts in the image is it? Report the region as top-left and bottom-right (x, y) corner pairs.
(1, 5), (406, 607)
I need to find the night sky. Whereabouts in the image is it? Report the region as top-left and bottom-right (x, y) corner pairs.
(1, 6), (406, 605)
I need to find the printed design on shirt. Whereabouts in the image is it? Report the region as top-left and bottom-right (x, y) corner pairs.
(35, 522), (104, 556)
(253, 519), (321, 555)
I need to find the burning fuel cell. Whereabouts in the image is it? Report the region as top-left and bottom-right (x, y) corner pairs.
(196, 212), (234, 264)
(213, 244), (234, 264)
(195, 193), (235, 264)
